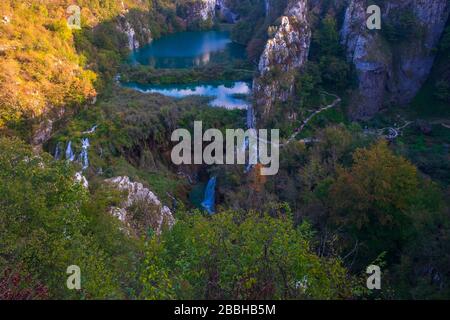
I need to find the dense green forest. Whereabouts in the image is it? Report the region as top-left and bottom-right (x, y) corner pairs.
(0, 0), (449, 300)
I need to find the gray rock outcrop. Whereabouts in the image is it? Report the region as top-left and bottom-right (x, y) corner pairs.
(341, 0), (450, 119)
(253, 0), (311, 122)
(106, 176), (175, 236)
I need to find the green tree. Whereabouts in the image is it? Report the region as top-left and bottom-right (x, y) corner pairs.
(140, 207), (355, 300)
(0, 137), (135, 299)
(329, 141), (422, 264)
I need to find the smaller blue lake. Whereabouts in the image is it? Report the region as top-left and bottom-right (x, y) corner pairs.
(122, 81), (251, 109)
(130, 31), (246, 68)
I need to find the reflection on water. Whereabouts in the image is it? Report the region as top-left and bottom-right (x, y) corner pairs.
(194, 52), (211, 66)
(130, 31), (246, 68)
(122, 81), (251, 109)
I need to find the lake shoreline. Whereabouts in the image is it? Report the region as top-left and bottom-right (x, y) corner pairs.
(121, 81), (252, 110)
(121, 30), (255, 110)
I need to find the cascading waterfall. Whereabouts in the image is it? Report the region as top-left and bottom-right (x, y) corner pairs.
(60, 136), (91, 170)
(54, 142), (63, 160)
(244, 103), (257, 172)
(65, 141), (75, 162)
(79, 138), (90, 170)
(201, 176), (217, 214)
(246, 101), (256, 129)
(123, 20), (137, 51)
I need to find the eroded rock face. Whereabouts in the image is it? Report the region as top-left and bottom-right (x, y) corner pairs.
(183, 0), (217, 24)
(200, 0), (217, 21)
(216, 0), (239, 23)
(341, 0), (450, 119)
(252, 0), (449, 122)
(340, 0), (389, 119)
(31, 105), (69, 152)
(32, 119), (53, 151)
(116, 14), (152, 51)
(253, 0), (311, 122)
(74, 172), (89, 189)
(106, 176), (175, 236)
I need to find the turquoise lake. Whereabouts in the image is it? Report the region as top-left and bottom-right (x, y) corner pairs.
(125, 31), (251, 109)
(130, 30), (246, 68)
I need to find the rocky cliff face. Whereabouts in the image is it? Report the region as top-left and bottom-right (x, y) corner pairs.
(216, 0), (239, 23)
(341, 0), (450, 119)
(182, 0), (217, 25)
(253, 0), (311, 123)
(253, 0), (449, 122)
(182, 0), (239, 25)
(107, 176), (175, 236)
(116, 13), (152, 51)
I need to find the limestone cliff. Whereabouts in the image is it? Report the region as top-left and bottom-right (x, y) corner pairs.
(181, 0), (216, 26)
(253, 0), (449, 122)
(341, 0), (450, 119)
(253, 0), (311, 123)
(107, 176), (175, 236)
(116, 12), (152, 51)
(216, 0), (239, 23)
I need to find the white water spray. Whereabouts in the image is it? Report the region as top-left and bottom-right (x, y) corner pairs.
(79, 138), (90, 170)
(66, 141), (75, 162)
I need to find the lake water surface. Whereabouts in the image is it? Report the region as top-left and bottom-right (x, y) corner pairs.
(130, 31), (246, 68)
(122, 81), (251, 109)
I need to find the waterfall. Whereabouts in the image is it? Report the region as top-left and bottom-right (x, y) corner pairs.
(201, 177), (217, 214)
(63, 138), (90, 169)
(247, 102), (256, 129)
(123, 20), (137, 51)
(245, 103), (257, 172)
(65, 141), (75, 162)
(79, 138), (90, 170)
(54, 142), (63, 160)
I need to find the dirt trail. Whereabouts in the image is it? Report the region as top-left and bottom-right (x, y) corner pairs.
(281, 92), (341, 147)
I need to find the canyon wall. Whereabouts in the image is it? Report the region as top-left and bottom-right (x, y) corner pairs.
(184, 0), (239, 24)
(117, 13), (152, 51)
(253, 0), (450, 122)
(216, 0), (239, 23)
(341, 0), (450, 119)
(186, 0), (216, 23)
(253, 0), (311, 123)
